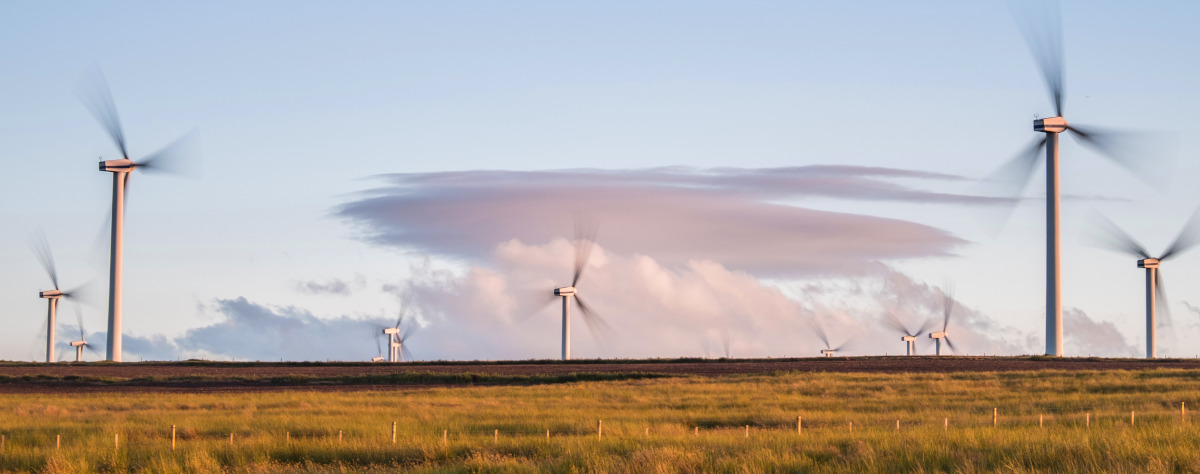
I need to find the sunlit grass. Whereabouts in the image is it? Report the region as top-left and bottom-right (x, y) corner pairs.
(2, 369), (1200, 472)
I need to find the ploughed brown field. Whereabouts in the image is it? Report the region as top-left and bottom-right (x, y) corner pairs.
(1, 356), (1198, 393)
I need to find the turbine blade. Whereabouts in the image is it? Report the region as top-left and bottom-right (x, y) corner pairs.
(136, 130), (201, 177)
(401, 344), (414, 362)
(915, 318), (936, 337)
(512, 289), (560, 325)
(1160, 207), (1200, 260)
(882, 311), (911, 336)
(1155, 270), (1174, 329)
(573, 294), (613, 339)
(572, 216), (598, 287)
(942, 283), (956, 332)
(88, 208), (113, 272)
(1011, 0), (1064, 116)
(944, 336), (959, 354)
(77, 66), (128, 159)
(73, 301), (85, 340)
(1066, 124), (1173, 186)
(401, 323), (418, 343)
(1082, 211), (1151, 259)
(976, 136), (1047, 232)
(374, 327), (382, 355)
(811, 320), (831, 350)
(394, 287), (414, 328)
(29, 229), (59, 290)
(721, 329), (731, 358)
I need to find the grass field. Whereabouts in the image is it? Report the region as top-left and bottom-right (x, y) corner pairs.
(3, 368), (1200, 472)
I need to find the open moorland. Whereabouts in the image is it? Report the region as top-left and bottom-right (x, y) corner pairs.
(1, 359), (1200, 472)
(3, 356), (1200, 392)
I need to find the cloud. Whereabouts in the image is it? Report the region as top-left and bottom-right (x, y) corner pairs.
(173, 298), (390, 361)
(380, 240), (1038, 360)
(294, 275), (366, 296)
(1062, 308), (1139, 357)
(336, 166), (981, 278)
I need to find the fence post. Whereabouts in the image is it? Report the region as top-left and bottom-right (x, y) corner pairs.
(1039, 414), (1043, 428)
(444, 429), (448, 443)
(286, 431), (290, 444)
(115, 433), (119, 451)
(993, 408), (997, 427)
(546, 429), (549, 440)
(694, 427), (698, 436)
(645, 427), (649, 437)
(849, 421), (853, 433)
(1131, 411), (1136, 426)
(1, 434), (5, 452)
(895, 420), (900, 431)
(392, 422), (396, 444)
(494, 429), (498, 443)
(598, 420), (603, 440)
(944, 418), (948, 431)
(1086, 413), (1090, 428)
(172, 425), (176, 451)
(338, 430), (343, 444)
(230, 433), (234, 446)
(56, 434), (60, 449)
(797, 416), (802, 435)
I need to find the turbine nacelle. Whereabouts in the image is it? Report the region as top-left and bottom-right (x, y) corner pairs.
(1034, 117), (1069, 133)
(39, 289), (64, 299)
(371, 356), (384, 362)
(820, 349), (836, 357)
(554, 287), (576, 296)
(1138, 258), (1160, 269)
(900, 335), (916, 342)
(929, 331), (947, 339)
(70, 340), (86, 347)
(382, 328), (400, 335)
(98, 159), (135, 172)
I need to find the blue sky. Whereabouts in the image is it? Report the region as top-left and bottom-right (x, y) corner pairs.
(3, 1), (1200, 361)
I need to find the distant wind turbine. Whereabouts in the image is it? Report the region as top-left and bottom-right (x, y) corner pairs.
(68, 303), (93, 362)
(31, 231), (88, 363)
(884, 310), (932, 356)
(928, 286), (958, 356)
(549, 219), (609, 360)
(813, 321), (848, 358)
(79, 68), (198, 362)
(1086, 209), (1200, 358)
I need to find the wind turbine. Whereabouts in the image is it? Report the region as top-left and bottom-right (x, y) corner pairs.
(371, 328), (385, 362)
(382, 307), (416, 362)
(68, 303), (92, 363)
(79, 69), (197, 362)
(31, 232), (87, 363)
(1086, 210), (1200, 358)
(884, 311), (932, 356)
(928, 287), (958, 356)
(551, 220), (608, 360)
(985, 2), (1162, 356)
(813, 321), (848, 358)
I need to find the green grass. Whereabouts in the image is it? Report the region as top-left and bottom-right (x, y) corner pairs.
(2, 369), (1200, 472)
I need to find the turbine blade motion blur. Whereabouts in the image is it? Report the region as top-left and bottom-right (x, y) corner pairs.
(30, 230), (59, 290)
(1084, 211), (1151, 259)
(1066, 125), (1169, 186)
(77, 66), (128, 159)
(1160, 207), (1200, 260)
(1011, 0), (1064, 115)
(137, 130), (201, 177)
(572, 215), (598, 287)
(1155, 270), (1173, 329)
(574, 295), (612, 338)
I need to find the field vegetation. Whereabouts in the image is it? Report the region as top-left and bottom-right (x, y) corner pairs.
(2, 369), (1200, 472)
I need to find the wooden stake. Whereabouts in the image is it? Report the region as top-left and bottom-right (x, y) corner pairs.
(645, 427), (649, 436)
(1086, 413), (1090, 428)
(286, 431), (290, 443)
(797, 416), (802, 435)
(849, 421), (853, 433)
(993, 408), (997, 427)
(172, 425), (176, 451)
(1039, 414), (1043, 428)
(56, 434), (60, 449)
(338, 430), (343, 444)
(895, 420), (900, 431)
(494, 429), (498, 443)
(944, 418), (948, 431)
(694, 427), (698, 436)
(598, 420), (603, 440)
(230, 433), (234, 446)
(546, 429), (549, 440)
(744, 425), (749, 438)
(1131, 411), (1136, 426)
(392, 421), (396, 444)
(444, 429), (448, 443)
(115, 433), (119, 451)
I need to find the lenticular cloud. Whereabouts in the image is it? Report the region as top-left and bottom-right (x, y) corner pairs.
(335, 166), (979, 277)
